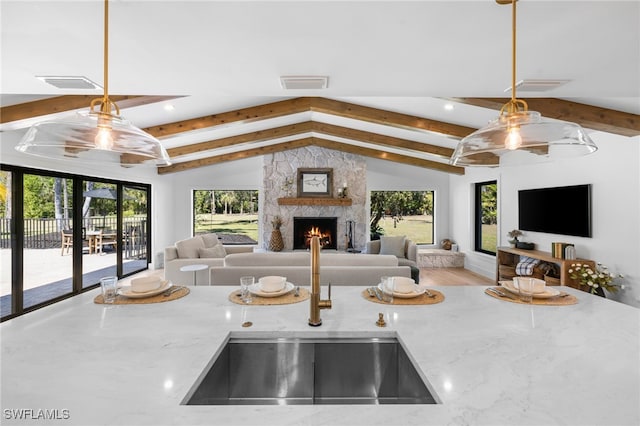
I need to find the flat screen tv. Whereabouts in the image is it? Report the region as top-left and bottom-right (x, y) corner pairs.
(518, 184), (592, 238)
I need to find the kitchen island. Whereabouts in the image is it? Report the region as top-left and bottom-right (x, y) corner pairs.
(1, 286), (639, 425)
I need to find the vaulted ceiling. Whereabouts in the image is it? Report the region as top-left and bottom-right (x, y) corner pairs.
(1, 1), (639, 176)
(2, 95), (639, 175)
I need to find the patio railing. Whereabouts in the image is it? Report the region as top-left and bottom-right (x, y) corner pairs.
(0, 217), (147, 259)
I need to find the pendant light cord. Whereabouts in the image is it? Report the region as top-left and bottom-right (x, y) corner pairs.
(500, 0), (527, 117)
(91, 0), (119, 117)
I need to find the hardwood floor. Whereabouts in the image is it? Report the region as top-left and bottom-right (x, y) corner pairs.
(420, 267), (494, 286)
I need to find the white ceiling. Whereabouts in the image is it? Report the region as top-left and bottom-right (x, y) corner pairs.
(1, 0), (639, 170)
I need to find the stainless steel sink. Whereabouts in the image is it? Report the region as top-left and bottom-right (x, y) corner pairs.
(183, 334), (437, 405)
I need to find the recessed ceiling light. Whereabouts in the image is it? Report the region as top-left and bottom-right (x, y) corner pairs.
(164, 104), (175, 111)
(444, 103), (454, 111)
(36, 75), (102, 90)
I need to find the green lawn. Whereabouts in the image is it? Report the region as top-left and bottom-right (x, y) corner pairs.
(195, 213), (258, 242)
(482, 224), (497, 253)
(378, 215), (433, 244)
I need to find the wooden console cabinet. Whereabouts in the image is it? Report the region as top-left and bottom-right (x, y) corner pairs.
(496, 246), (594, 288)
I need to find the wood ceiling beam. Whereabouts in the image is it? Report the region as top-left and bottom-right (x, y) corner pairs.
(145, 97), (313, 138)
(158, 136), (464, 175)
(452, 97), (640, 137)
(167, 120), (455, 159)
(311, 137), (465, 175)
(0, 95), (182, 124)
(309, 122), (455, 158)
(309, 97), (476, 138)
(145, 97), (476, 140)
(167, 121), (313, 157)
(157, 138), (315, 175)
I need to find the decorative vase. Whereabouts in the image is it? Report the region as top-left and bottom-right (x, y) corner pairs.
(269, 229), (284, 252)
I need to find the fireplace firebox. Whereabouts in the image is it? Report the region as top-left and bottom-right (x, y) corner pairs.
(293, 217), (338, 250)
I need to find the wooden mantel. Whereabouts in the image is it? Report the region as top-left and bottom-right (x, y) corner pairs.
(277, 197), (352, 206)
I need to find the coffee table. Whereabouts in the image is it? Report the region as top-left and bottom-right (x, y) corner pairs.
(180, 264), (208, 286)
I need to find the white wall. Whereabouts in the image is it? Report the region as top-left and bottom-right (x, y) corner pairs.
(366, 158), (450, 246)
(449, 132), (640, 307)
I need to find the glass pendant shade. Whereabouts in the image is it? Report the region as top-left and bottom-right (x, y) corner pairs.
(450, 111), (597, 167)
(16, 110), (172, 167)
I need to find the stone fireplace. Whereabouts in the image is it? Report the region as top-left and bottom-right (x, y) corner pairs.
(261, 146), (368, 251)
(293, 217), (338, 250)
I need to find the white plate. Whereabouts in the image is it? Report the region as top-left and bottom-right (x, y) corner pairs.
(377, 283), (427, 299)
(249, 282), (295, 298)
(499, 280), (560, 299)
(119, 281), (172, 298)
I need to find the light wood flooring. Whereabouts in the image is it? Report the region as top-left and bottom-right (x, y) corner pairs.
(419, 267), (494, 286)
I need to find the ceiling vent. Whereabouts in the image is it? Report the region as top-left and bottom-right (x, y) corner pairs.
(36, 75), (102, 90)
(504, 79), (570, 93)
(280, 76), (329, 90)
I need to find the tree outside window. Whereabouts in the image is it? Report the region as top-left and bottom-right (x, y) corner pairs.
(475, 181), (497, 255)
(193, 190), (258, 244)
(370, 191), (434, 244)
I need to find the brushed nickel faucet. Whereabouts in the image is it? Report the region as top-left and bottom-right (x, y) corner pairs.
(309, 236), (331, 326)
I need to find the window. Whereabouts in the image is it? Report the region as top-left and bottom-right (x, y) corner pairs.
(370, 191), (434, 244)
(475, 181), (497, 255)
(192, 190), (258, 244)
(0, 164), (152, 321)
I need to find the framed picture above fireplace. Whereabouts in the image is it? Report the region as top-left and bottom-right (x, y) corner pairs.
(297, 168), (333, 198)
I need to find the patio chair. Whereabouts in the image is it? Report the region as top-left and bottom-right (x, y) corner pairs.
(61, 229), (73, 255)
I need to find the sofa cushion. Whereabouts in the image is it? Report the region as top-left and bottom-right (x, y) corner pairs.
(198, 245), (227, 258)
(321, 253), (398, 266)
(175, 236), (205, 259)
(380, 236), (406, 258)
(225, 252), (310, 267)
(201, 233), (221, 248)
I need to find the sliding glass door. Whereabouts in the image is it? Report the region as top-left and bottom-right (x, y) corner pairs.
(123, 185), (149, 276)
(81, 180), (117, 289)
(0, 171), (13, 318)
(0, 164), (152, 321)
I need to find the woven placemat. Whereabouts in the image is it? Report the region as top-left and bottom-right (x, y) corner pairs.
(94, 286), (190, 305)
(484, 287), (578, 305)
(228, 287), (310, 305)
(361, 288), (444, 305)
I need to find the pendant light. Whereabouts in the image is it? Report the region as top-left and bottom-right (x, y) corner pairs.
(15, 0), (171, 167)
(450, 0), (597, 167)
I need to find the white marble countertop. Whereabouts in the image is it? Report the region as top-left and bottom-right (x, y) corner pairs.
(1, 286), (639, 426)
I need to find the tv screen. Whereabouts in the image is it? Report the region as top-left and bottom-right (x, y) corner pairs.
(518, 184), (592, 238)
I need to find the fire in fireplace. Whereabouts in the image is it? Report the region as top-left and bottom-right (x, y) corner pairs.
(293, 217), (338, 250)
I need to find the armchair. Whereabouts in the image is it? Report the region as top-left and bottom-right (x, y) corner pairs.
(365, 236), (419, 283)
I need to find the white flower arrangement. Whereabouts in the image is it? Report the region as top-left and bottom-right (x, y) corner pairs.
(568, 262), (624, 294)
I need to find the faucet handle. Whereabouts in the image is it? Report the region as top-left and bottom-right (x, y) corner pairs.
(319, 283), (332, 310)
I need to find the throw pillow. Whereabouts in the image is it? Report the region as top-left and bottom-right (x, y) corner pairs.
(201, 233), (221, 248)
(198, 245), (227, 258)
(175, 236), (205, 259)
(379, 235), (406, 258)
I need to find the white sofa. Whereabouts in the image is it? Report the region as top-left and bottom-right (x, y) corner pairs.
(210, 252), (411, 286)
(164, 233), (254, 285)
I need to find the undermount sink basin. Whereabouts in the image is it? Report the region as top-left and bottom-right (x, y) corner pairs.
(183, 333), (438, 405)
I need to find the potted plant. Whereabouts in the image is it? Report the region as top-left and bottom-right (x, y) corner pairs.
(568, 262), (624, 297)
(507, 229), (522, 247)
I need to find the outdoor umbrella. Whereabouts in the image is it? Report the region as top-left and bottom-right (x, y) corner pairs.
(83, 188), (132, 199)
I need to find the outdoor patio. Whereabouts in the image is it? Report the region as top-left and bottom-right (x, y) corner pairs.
(1, 248), (147, 317)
